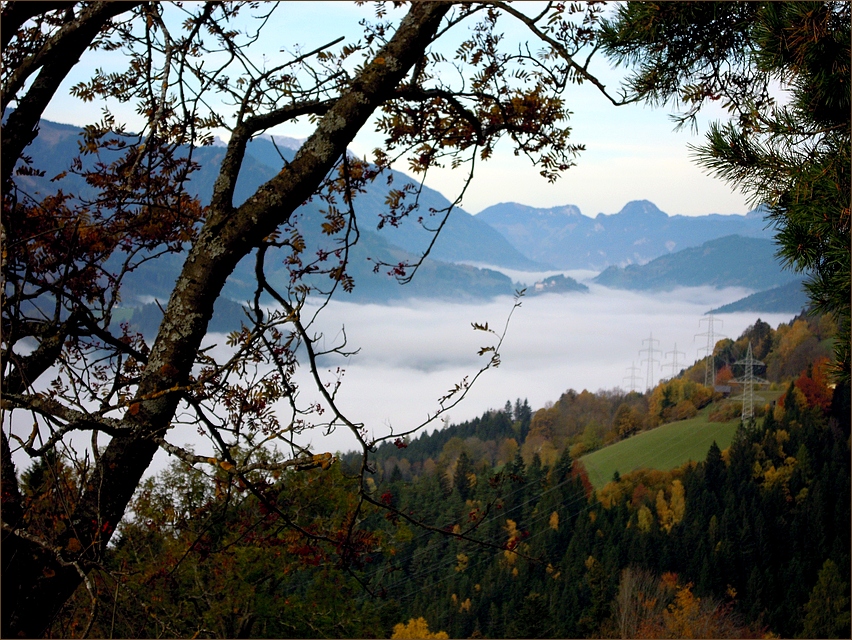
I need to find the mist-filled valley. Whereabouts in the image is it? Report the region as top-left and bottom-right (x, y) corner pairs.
(173, 279), (799, 462)
(5, 3), (848, 635)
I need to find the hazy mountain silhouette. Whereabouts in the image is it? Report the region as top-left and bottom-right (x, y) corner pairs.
(476, 199), (773, 269)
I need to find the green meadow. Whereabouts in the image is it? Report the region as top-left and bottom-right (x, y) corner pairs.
(579, 405), (737, 489)
(580, 389), (787, 489)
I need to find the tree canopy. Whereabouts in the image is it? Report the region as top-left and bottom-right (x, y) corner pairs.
(1, 2), (625, 636)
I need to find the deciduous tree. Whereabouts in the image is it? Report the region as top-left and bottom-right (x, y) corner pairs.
(1, 2), (627, 636)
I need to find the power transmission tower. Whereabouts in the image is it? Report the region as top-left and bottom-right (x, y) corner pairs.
(639, 333), (661, 391)
(623, 361), (641, 393)
(662, 343), (686, 379)
(695, 313), (726, 388)
(733, 341), (768, 424)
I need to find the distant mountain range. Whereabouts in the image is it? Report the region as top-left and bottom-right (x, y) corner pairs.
(16, 117), (801, 318)
(475, 199), (774, 270)
(15, 119), (523, 310)
(592, 235), (799, 291)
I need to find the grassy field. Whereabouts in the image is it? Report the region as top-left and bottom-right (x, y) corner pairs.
(579, 404), (741, 489)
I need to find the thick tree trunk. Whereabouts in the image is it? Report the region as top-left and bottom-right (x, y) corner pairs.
(2, 3), (450, 636)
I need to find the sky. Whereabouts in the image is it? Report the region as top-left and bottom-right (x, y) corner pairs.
(37, 1), (752, 218)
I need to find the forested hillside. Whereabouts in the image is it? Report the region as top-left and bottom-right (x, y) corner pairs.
(46, 312), (849, 638)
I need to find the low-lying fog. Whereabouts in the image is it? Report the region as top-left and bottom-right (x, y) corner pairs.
(179, 271), (796, 461)
(7, 274), (798, 478)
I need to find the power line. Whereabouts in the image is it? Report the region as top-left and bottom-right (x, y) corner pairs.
(639, 332), (661, 391)
(695, 313), (726, 387)
(733, 341), (768, 424)
(623, 361), (641, 393)
(662, 343), (685, 379)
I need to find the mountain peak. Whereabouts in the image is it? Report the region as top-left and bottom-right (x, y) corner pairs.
(475, 202), (583, 221)
(615, 200), (667, 218)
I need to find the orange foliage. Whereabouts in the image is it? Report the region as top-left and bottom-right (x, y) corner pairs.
(570, 460), (594, 499)
(626, 575), (764, 639)
(793, 357), (833, 412)
(715, 365), (734, 386)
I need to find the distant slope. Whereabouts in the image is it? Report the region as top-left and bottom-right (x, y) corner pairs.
(581, 406), (740, 489)
(15, 118), (520, 306)
(592, 235), (795, 291)
(527, 273), (589, 295)
(476, 199), (773, 269)
(710, 279), (809, 314)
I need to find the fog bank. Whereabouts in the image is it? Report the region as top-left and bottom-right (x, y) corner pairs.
(274, 284), (795, 454)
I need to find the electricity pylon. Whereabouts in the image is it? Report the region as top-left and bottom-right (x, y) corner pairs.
(695, 313), (726, 387)
(733, 341), (768, 424)
(639, 333), (661, 391)
(624, 361), (642, 393)
(662, 343), (686, 379)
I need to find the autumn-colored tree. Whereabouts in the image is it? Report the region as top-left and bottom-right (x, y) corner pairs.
(715, 365), (734, 386)
(792, 357), (834, 413)
(52, 455), (385, 638)
(1, 3), (637, 635)
(615, 570), (761, 639)
(391, 617), (449, 640)
(648, 378), (712, 425)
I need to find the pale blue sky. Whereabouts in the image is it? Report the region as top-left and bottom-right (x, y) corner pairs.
(40, 1), (750, 217)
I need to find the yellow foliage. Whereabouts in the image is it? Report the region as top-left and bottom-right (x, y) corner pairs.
(539, 439), (559, 467)
(649, 378), (711, 423)
(637, 505), (654, 532)
(663, 582), (702, 638)
(569, 441), (587, 459)
(455, 553), (469, 573)
(777, 319), (812, 362)
(761, 457), (796, 499)
(496, 438), (519, 466)
(459, 598), (471, 612)
(670, 480), (685, 525)
(585, 555), (598, 572)
(656, 481), (686, 533)
(596, 478), (630, 509)
(466, 472), (477, 489)
(656, 490), (672, 531)
(391, 618), (449, 640)
(548, 511), (559, 531)
(503, 519), (521, 565)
